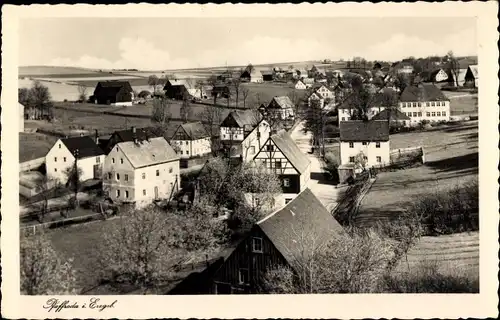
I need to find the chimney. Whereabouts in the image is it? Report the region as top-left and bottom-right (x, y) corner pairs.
(94, 129), (99, 144)
(132, 126), (136, 134)
(132, 126), (138, 144)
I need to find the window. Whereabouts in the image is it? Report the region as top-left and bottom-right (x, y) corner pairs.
(180, 151), (183, 155)
(436, 112), (441, 117)
(349, 142), (354, 148)
(376, 142), (381, 148)
(59, 144), (61, 149)
(349, 156), (355, 163)
(120, 158), (123, 164)
(108, 172), (112, 179)
(254, 198), (260, 206)
(442, 111), (446, 116)
(54, 157), (57, 162)
(223, 134), (226, 139)
(413, 103), (416, 107)
(124, 174), (129, 181)
(418, 112), (422, 117)
(431, 102), (435, 106)
(249, 146), (256, 154)
(63, 157), (67, 162)
(238, 269), (249, 285)
(426, 102), (430, 107)
(257, 131), (261, 139)
(376, 156), (382, 163)
(252, 237), (263, 253)
(186, 150), (189, 155)
(54, 168), (57, 172)
(283, 178), (290, 187)
(413, 112), (417, 117)
(362, 142), (367, 146)
(112, 158), (115, 164)
(418, 103), (421, 107)
(266, 145), (274, 152)
(341, 117), (345, 121)
(363, 156), (368, 161)
(156, 169), (160, 177)
(125, 191), (129, 198)
(427, 112), (431, 117)
(285, 198), (292, 204)
(116, 173), (120, 180)
(431, 112), (436, 117)
(116, 190), (120, 197)
(169, 167), (173, 173)
(142, 173), (146, 179)
(275, 160), (282, 169)
(143, 189), (146, 196)
(96, 157), (100, 164)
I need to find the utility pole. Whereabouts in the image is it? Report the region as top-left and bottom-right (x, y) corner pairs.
(73, 149), (79, 202)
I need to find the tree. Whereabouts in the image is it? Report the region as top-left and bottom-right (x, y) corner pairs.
(19, 87), (33, 109)
(20, 232), (78, 295)
(199, 105), (224, 155)
(354, 151), (368, 172)
(303, 99), (329, 157)
(77, 84), (88, 102)
(378, 89), (399, 127)
(394, 73), (411, 93)
(322, 152), (340, 183)
(180, 93), (192, 123)
(246, 63), (255, 74)
(96, 206), (181, 286)
(34, 175), (58, 223)
(231, 77), (242, 106)
(151, 96), (172, 133)
(148, 75), (160, 94)
(138, 90), (152, 99)
(241, 87), (250, 108)
(63, 164), (83, 199)
(207, 75), (219, 105)
(30, 81), (54, 120)
(194, 80), (205, 99)
(446, 51), (460, 87)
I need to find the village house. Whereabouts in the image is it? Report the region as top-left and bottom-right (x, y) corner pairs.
(302, 77), (315, 88)
(266, 96), (295, 120)
(308, 83), (335, 108)
(46, 136), (105, 184)
(92, 81), (134, 106)
(293, 79), (306, 90)
(339, 120), (390, 168)
(164, 79), (204, 100)
(464, 64), (479, 87)
(219, 109), (271, 162)
(103, 126), (166, 154)
(252, 129), (311, 207)
(211, 83), (231, 99)
(399, 84), (451, 124)
(296, 68), (308, 80)
(261, 70), (274, 82)
(395, 62), (414, 75)
(102, 136), (180, 208)
(170, 122), (211, 158)
(208, 188), (343, 294)
(240, 69), (263, 83)
(337, 88), (397, 124)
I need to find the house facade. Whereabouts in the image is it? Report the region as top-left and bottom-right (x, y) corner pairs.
(339, 120), (390, 168)
(46, 136), (105, 184)
(93, 81), (134, 106)
(266, 96), (295, 120)
(399, 84), (450, 124)
(209, 188), (344, 294)
(252, 130), (311, 207)
(294, 80), (306, 90)
(170, 122), (211, 158)
(102, 137), (180, 208)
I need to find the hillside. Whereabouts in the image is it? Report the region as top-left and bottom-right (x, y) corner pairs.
(19, 66), (101, 77)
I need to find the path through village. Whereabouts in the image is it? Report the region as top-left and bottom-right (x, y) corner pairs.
(290, 121), (340, 212)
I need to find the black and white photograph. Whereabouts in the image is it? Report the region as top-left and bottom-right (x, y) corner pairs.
(1, 2), (498, 319)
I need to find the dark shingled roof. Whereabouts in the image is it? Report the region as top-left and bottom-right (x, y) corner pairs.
(371, 108), (410, 121)
(400, 84), (449, 102)
(61, 136), (104, 159)
(257, 188), (344, 268)
(114, 126), (166, 143)
(267, 96), (295, 110)
(270, 130), (311, 175)
(175, 122), (209, 140)
(93, 81), (133, 96)
(222, 109), (263, 128)
(339, 120), (390, 142)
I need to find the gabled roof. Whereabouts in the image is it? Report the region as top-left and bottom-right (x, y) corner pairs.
(257, 188), (344, 268)
(94, 81), (133, 96)
(60, 136), (104, 159)
(268, 96), (295, 110)
(118, 137), (179, 169)
(371, 108), (410, 121)
(261, 70), (274, 76)
(468, 65), (478, 78)
(339, 120), (390, 142)
(269, 130), (311, 174)
(221, 109), (263, 128)
(400, 84), (449, 102)
(112, 126), (166, 144)
(173, 122), (209, 140)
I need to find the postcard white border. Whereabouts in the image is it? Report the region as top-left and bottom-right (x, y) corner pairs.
(2, 2), (498, 319)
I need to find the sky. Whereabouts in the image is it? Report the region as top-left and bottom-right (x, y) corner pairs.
(19, 17), (477, 70)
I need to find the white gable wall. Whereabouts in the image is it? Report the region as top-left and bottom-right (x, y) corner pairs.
(171, 137), (211, 158)
(340, 141), (390, 167)
(241, 120), (271, 162)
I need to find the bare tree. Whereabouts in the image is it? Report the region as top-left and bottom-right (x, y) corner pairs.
(148, 75), (160, 94)
(151, 96), (172, 135)
(77, 84), (88, 102)
(29, 81), (54, 120)
(446, 51), (460, 87)
(34, 175), (58, 223)
(241, 87), (250, 108)
(180, 93), (192, 123)
(231, 77), (242, 107)
(21, 232), (78, 295)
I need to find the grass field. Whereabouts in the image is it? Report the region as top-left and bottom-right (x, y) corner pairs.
(19, 132), (58, 162)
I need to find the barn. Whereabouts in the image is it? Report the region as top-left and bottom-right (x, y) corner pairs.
(92, 81), (134, 106)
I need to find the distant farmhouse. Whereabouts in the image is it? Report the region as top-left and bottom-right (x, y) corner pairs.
(293, 79), (306, 90)
(219, 109), (271, 162)
(240, 67), (263, 83)
(170, 122), (211, 159)
(261, 70), (274, 82)
(92, 81), (134, 106)
(164, 79), (205, 100)
(46, 136), (105, 184)
(399, 84), (450, 124)
(252, 130), (311, 207)
(339, 120), (390, 168)
(464, 64), (478, 88)
(103, 134), (180, 208)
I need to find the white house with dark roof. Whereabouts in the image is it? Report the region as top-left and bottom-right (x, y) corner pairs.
(103, 136), (180, 208)
(219, 109), (271, 162)
(170, 122), (211, 158)
(252, 129), (311, 207)
(339, 120), (390, 168)
(294, 79), (306, 90)
(46, 136), (105, 184)
(399, 84), (450, 124)
(266, 96), (295, 120)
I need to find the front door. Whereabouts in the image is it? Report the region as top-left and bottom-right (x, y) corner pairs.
(154, 186), (159, 200)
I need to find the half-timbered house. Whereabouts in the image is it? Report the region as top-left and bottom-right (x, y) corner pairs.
(252, 129), (311, 207)
(170, 122), (211, 159)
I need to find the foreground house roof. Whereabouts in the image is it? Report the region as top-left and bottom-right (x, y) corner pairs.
(60, 136), (104, 159)
(270, 130), (311, 174)
(267, 96), (295, 110)
(339, 120), (390, 142)
(257, 188), (344, 268)
(400, 84), (449, 102)
(371, 108), (410, 121)
(221, 109), (263, 129)
(118, 137), (179, 168)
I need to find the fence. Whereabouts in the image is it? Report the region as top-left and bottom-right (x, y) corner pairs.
(20, 211), (107, 236)
(19, 157), (45, 172)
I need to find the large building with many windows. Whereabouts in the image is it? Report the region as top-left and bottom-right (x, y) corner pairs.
(399, 84), (450, 124)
